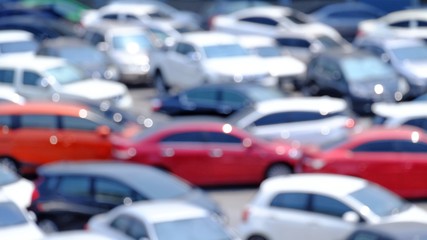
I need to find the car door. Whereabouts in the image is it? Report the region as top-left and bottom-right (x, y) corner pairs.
(204, 131), (262, 184)
(157, 131), (214, 185)
(58, 115), (112, 160)
(306, 194), (359, 240)
(15, 70), (54, 100)
(396, 139), (427, 198)
(12, 114), (63, 167)
(162, 42), (203, 88)
(349, 139), (408, 194)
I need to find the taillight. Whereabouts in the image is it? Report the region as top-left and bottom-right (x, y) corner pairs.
(150, 98), (162, 112)
(31, 188), (40, 202)
(242, 207), (250, 223)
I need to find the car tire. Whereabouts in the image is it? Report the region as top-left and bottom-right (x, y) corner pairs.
(38, 219), (59, 233)
(248, 235), (267, 240)
(155, 72), (169, 96)
(265, 163), (292, 179)
(0, 157), (18, 173)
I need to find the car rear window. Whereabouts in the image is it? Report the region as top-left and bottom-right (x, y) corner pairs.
(0, 167), (19, 186)
(0, 202), (27, 227)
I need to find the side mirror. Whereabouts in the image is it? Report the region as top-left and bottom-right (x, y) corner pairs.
(342, 211), (360, 223)
(96, 125), (111, 137)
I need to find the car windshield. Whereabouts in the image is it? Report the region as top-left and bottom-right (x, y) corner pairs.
(0, 40), (38, 54)
(340, 56), (395, 82)
(112, 34), (153, 53)
(0, 167), (19, 186)
(252, 46), (282, 57)
(350, 184), (410, 217)
(45, 64), (84, 85)
(0, 202), (27, 227)
(154, 216), (233, 240)
(203, 44), (249, 59)
(57, 46), (106, 64)
(390, 45), (427, 62)
(317, 36), (342, 48)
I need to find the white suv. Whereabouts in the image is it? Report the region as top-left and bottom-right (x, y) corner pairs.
(150, 31), (276, 94)
(0, 55), (133, 109)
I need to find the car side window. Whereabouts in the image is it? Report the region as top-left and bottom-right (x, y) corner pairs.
(127, 219), (149, 240)
(0, 115), (12, 128)
(161, 132), (205, 143)
(61, 116), (99, 131)
(184, 89), (218, 104)
(311, 194), (353, 218)
(87, 32), (105, 46)
(175, 42), (196, 56)
(352, 140), (397, 152)
(389, 20), (410, 28)
(275, 37), (310, 48)
(111, 215), (132, 233)
(397, 140), (427, 153)
(417, 20), (427, 27)
(403, 118), (427, 131)
(254, 112), (291, 126)
(56, 176), (91, 198)
(239, 17), (279, 26)
(205, 132), (242, 144)
(20, 114), (57, 129)
(270, 192), (309, 211)
(102, 13), (119, 20)
(347, 231), (386, 240)
(22, 71), (42, 86)
(221, 91), (246, 105)
(0, 69), (14, 84)
(94, 178), (135, 205)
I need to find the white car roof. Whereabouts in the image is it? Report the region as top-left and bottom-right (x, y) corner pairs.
(115, 200), (209, 224)
(0, 87), (25, 105)
(101, 2), (158, 15)
(260, 174), (368, 198)
(0, 55), (65, 71)
(383, 8), (427, 22)
(238, 35), (276, 48)
(181, 31), (239, 46)
(372, 102), (427, 118)
(0, 30), (34, 43)
(253, 97), (347, 115)
(231, 6), (302, 19)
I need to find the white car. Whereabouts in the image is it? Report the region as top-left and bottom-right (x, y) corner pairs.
(0, 166), (34, 209)
(0, 30), (38, 57)
(238, 35), (306, 91)
(81, 0), (200, 32)
(0, 55), (133, 109)
(357, 8), (427, 42)
(211, 6), (342, 40)
(87, 200), (238, 240)
(0, 87), (25, 104)
(0, 195), (45, 240)
(41, 231), (113, 240)
(239, 174), (427, 240)
(227, 97), (355, 146)
(372, 101), (427, 130)
(150, 31), (276, 95)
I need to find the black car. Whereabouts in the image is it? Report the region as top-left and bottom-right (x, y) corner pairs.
(151, 82), (287, 117)
(37, 37), (118, 81)
(305, 48), (403, 115)
(29, 161), (222, 232)
(346, 222), (427, 240)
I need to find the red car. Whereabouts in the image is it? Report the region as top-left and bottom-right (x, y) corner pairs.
(299, 126), (427, 199)
(112, 121), (303, 186)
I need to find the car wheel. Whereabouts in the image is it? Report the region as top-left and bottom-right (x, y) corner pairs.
(38, 219), (59, 233)
(0, 157), (18, 173)
(155, 72), (169, 96)
(265, 163), (292, 179)
(248, 235), (267, 240)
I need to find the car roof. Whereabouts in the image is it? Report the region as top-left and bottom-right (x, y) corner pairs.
(357, 37), (425, 49)
(84, 22), (149, 35)
(43, 231), (114, 240)
(0, 55), (65, 70)
(238, 35), (276, 48)
(349, 126), (427, 143)
(101, 2), (158, 14)
(0, 101), (89, 116)
(313, 47), (372, 59)
(115, 200), (208, 223)
(372, 102), (427, 118)
(0, 30), (34, 42)
(181, 31), (239, 46)
(39, 37), (92, 49)
(252, 97), (347, 114)
(260, 174), (368, 198)
(384, 8), (427, 20)
(232, 5), (303, 19)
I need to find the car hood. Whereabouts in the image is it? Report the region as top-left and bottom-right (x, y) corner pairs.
(61, 78), (127, 101)
(382, 204), (427, 224)
(204, 56), (269, 76)
(348, 77), (399, 101)
(262, 56), (306, 77)
(0, 223), (44, 240)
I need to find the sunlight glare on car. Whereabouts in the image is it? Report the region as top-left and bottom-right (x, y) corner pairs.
(412, 131), (420, 143)
(79, 109), (88, 118)
(222, 123), (232, 133)
(374, 84), (384, 94)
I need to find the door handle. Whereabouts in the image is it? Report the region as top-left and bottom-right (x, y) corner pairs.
(209, 149), (223, 158)
(161, 148), (175, 157)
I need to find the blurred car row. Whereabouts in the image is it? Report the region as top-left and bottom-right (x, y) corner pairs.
(3, 0), (427, 239)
